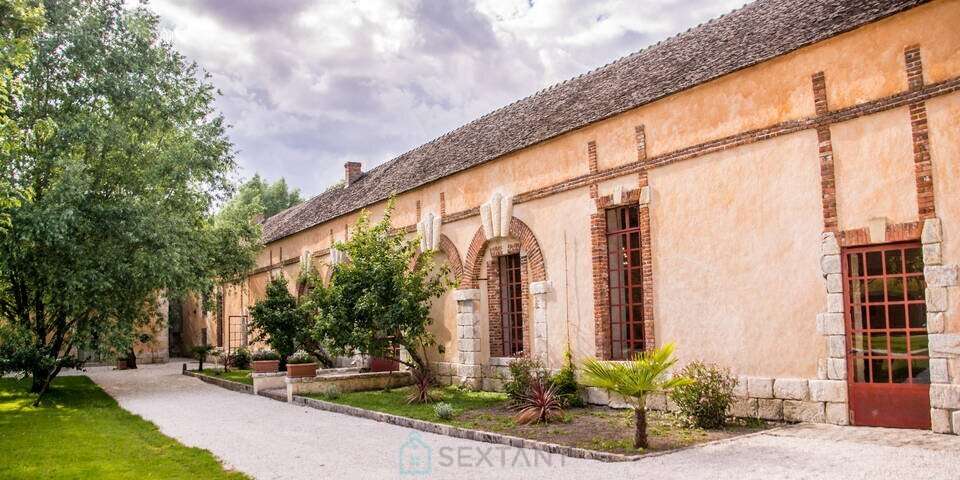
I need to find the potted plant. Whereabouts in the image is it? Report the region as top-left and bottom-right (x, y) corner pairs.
(285, 350), (318, 378)
(252, 349), (281, 373)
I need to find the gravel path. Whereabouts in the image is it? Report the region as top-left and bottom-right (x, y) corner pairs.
(85, 362), (960, 480)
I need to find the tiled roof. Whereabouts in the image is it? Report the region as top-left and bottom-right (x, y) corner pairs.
(263, 0), (929, 243)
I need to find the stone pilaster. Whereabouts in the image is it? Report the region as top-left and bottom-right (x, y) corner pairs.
(922, 218), (960, 433)
(814, 231), (850, 425)
(454, 289), (482, 388)
(529, 281), (552, 360)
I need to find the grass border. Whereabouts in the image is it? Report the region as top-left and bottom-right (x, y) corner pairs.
(183, 367), (253, 395)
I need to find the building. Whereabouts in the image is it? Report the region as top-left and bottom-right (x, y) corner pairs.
(210, 0), (960, 432)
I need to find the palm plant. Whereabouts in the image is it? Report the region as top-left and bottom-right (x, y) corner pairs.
(513, 378), (564, 425)
(580, 343), (690, 449)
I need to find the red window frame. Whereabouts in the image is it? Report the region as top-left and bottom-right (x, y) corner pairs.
(606, 205), (644, 360)
(843, 242), (929, 384)
(498, 254), (524, 356)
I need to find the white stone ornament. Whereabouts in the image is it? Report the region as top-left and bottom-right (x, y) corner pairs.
(480, 193), (513, 239)
(329, 246), (347, 266)
(612, 185), (624, 205)
(300, 249), (313, 273)
(416, 212), (441, 251)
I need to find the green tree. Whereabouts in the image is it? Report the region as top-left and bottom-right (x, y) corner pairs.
(0, 0), (44, 228)
(307, 200), (453, 402)
(248, 275), (331, 368)
(217, 174), (302, 222)
(580, 343), (691, 449)
(0, 0), (259, 403)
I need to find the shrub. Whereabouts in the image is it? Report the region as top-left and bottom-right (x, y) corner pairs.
(549, 349), (585, 407)
(252, 349), (280, 361)
(318, 384), (341, 400)
(191, 345), (215, 371)
(406, 367), (434, 404)
(286, 350), (317, 365)
(503, 355), (547, 404)
(434, 402), (454, 420)
(513, 378), (564, 425)
(231, 347), (251, 369)
(669, 361), (736, 429)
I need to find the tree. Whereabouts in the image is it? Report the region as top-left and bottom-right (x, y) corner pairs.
(217, 174), (302, 222)
(0, 0), (44, 228)
(248, 275), (331, 368)
(0, 0), (259, 403)
(580, 343), (691, 449)
(307, 201), (453, 402)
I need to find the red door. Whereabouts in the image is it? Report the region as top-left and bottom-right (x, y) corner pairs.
(843, 243), (930, 429)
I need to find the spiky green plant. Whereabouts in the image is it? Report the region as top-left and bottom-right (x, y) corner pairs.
(580, 343), (690, 449)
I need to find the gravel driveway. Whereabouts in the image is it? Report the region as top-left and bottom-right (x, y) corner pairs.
(85, 361), (960, 480)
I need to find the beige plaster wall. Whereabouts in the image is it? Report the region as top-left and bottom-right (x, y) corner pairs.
(649, 131), (825, 378)
(928, 91), (960, 337)
(832, 106), (918, 231)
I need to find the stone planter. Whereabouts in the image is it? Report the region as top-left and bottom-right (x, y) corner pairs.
(286, 363), (318, 378)
(252, 360), (280, 374)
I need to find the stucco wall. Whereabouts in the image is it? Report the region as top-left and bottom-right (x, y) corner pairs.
(649, 131), (825, 378)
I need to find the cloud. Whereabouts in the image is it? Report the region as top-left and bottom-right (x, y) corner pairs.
(148, 0), (746, 197)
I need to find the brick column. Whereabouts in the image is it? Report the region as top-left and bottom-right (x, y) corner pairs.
(529, 281), (552, 360)
(454, 288), (482, 388)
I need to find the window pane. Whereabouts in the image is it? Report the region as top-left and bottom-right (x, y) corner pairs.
(847, 253), (863, 277)
(606, 209), (619, 229)
(869, 305), (886, 329)
(630, 250), (641, 268)
(867, 279), (885, 303)
(912, 359), (930, 384)
(631, 287), (642, 304)
(849, 279), (865, 305)
(871, 359), (890, 383)
(851, 333), (866, 354)
(885, 250), (903, 274)
(866, 252), (883, 276)
(889, 332), (908, 354)
(905, 248), (923, 273)
(627, 206), (639, 228)
(869, 333), (888, 354)
(886, 277), (904, 302)
(908, 303), (926, 329)
(910, 334), (928, 355)
(891, 359), (910, 383)
(854, 358), (868, 382)
(906, 277), (926, 301)
(888, 304), (906, 329)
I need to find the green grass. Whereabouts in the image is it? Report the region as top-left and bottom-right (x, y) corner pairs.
(306, 386), (508, 425)
(0, 376), (247, 479)
(197, 368), (253, 385)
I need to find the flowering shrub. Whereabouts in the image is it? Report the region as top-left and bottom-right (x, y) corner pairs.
(252, 349), (281, 361)
(286, 350), (317, 365)
(669, 361), (736, 429)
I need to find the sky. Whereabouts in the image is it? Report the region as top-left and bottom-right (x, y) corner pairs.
(149, 0), (748, 198)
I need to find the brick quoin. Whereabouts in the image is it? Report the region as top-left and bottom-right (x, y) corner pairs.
(904, 46), (936, 220)
(812, 71), (839, 232)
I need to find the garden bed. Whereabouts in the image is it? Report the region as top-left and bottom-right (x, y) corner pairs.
(304, 386), (770, 456)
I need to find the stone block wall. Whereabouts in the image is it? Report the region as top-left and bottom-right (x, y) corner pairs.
(923, 218), (960, 434)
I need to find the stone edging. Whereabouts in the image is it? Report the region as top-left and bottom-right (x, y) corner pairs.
(183, 368), (254, 395)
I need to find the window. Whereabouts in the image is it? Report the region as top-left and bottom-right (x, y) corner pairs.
(606, 205), (644, 360)
(499, 254), (524, 356)
(844, 243), (929, 384)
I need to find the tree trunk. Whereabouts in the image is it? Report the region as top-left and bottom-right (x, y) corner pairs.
(29, 366), (49, 393)
(125, 348), (138, 369)
(634, 406), (648, 449)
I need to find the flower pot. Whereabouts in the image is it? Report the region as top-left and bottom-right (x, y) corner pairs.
(253, 360), (280, 374)
(286, 362), (318, 378)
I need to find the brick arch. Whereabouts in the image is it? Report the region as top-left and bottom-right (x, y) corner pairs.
(462, 217), (546, 289)
(412, 233), (464, 283)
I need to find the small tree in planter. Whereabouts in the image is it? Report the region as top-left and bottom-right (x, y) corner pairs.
(251, 349), (281, 373)
(248, 275), (332, 368)
(192, 345), (215, 372)
(307, 200), (454, 403)
(581, 343), (690, 449)
(285, 350), (318, 378)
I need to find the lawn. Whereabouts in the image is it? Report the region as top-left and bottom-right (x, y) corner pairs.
(0, 376), (247, 479)
(306, 385), (768, 455)
(196, 368), (253, 385)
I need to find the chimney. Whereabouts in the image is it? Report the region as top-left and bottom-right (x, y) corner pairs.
(344, 162), (362, 187)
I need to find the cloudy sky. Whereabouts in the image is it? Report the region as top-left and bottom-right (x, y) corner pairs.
(149, 0), (747, 198)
